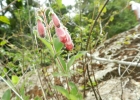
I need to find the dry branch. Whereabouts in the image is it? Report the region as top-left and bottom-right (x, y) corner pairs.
(87, 53), (140, 67)
(0, 0), (17, 12)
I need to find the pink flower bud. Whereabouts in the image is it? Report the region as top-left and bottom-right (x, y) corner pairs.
(51, 13), (61, 28)
(65, 41), (74, 50)
(55, 27), (67, 43)
(65, 29), (71, 42)
(64, 28), (74, 50)
(37, 20), (46, 38)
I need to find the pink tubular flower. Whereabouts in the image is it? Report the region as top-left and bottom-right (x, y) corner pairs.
(64, 29), (74, 50)
(37, 20), (46, 38)
(55, 27), (67, 43)
(65, 41), (74, 50)
(51, 13), (61, 28)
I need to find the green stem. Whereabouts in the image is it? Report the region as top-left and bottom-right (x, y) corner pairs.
(42, 9), (66, 72)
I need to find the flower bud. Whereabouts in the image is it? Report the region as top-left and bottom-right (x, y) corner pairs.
(37, 20), (46, 38)
(64, 28), (74, 50)
(51, 13), (61, 28)
(64, 29), (71, 42)
(55, 27), (67, 43)
(65, 41), (74, 50)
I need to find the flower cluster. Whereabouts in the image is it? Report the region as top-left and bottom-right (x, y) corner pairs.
(51, 12), (74, 51)
(36, 9), (74, 51)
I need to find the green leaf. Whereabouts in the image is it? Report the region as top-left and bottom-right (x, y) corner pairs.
(0, 40), (7, 46)
(2, 89), (11, 100)
(75, 51), (87, 59)
(56, 0), (62, 8)
(87, 81), (97, 86)
(20, 84), (25, 95)
(110, 16), (114, 22)
(67, 51), (87, 69)
(69, 94), (83, 100)
(98, 5), (107, 16)
(54, 86), (70, 99)
(3, 68), (7, 73)
(99, 5), (106, 13)
(69, 82), (78, 95)
(53, 37), (63, 53)
(68, 82), (83, 100)
(7, 62), (15, 68)
(76, 94), (83, 100)
(12, 75), (19, 84)
(2, 68), (7, 77)
(67, 56), (75, 69)
(38, 37), (54, 55)
(0, 16), (10, 24)
(34, 96), (42, 100)
(69, 94), (78, 100)
(102, 7), (107, 13)
(20, 84), (30, 100)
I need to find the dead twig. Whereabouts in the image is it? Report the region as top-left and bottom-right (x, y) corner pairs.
(86, 64), (101, 100)
(0, 0), (18, 12)
(87, 53), (140, 67)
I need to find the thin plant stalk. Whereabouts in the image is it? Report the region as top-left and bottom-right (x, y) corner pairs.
(0, 76), (24, 100)
(42, 68), (60, 100)
(41, 9), (71, 93)
(34, 68), (47, 100)
(86, 64), (99, 100)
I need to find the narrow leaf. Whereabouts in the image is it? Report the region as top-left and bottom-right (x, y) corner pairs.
(67, 51), (87, 69)
(69, 94), (78, 100)
(69, 82), (78, 95)
(38, 37), (54, 55)
(54, 86), (70, 99)
(67, 56), (75, 69)
(2, 89), (11, 100)
(53, 37), (63, 53)
(20, 84), (28, 99)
